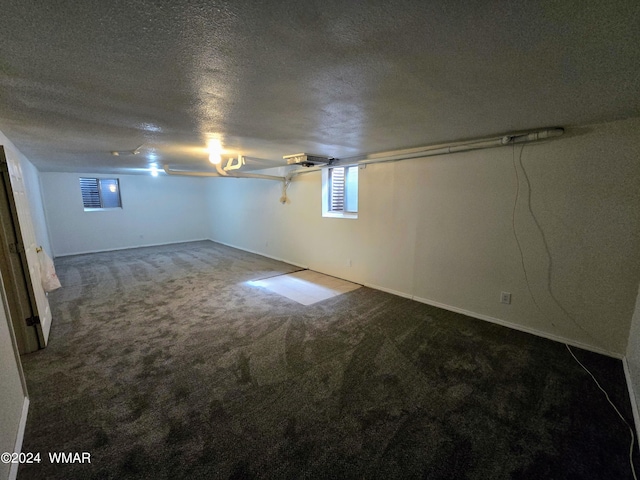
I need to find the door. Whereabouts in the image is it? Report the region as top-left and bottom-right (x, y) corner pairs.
(0, 166), (39, 353)
(0, 146), (52, 352)
(0, 279), (29, 480)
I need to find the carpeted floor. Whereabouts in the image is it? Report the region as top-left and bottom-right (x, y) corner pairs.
(18, 240), (639, 479)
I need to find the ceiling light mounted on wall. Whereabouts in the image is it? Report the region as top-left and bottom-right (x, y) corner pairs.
(111, 144), (144, 156)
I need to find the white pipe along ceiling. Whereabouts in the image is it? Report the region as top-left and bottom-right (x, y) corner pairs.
(286, 127), (565, 180)
(163, 127), (565, 195)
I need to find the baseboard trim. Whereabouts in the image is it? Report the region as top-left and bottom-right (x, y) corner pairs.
(412, 295), (621, 359)
(56, 238), (623, 359)
(623, 357), (640, 451)
(9, 397), (29, 480)
(363, 282), (414, 300)
(358, 280), (623, 358)
(212, 242), (622, 359)
(54, 239), (211, 258)
(210, 239), (309, 270)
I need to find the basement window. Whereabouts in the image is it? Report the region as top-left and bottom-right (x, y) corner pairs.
(80, 178), (122, 210)
(322, 166), (358, 219)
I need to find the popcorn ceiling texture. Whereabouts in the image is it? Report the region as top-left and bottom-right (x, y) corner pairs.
(0, 1), (639, 173)
(19, 241), (638, 479)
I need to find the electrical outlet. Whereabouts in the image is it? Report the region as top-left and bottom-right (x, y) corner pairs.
(500, 292), (511, 304)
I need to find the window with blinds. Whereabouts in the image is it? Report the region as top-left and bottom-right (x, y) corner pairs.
(329, 167), (346, 211)
(79, 178), (122, 210)
(323, 166), (358, 218)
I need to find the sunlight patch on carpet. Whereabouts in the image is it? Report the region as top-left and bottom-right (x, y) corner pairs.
(248, 270), (361, 305)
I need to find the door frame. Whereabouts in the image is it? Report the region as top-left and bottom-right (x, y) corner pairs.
(0, 146), (51, 353)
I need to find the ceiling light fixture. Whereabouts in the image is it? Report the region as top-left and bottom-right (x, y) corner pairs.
(207, 139), (223, 165)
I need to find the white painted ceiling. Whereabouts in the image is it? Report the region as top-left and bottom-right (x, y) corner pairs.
(0, 1), (639, 174)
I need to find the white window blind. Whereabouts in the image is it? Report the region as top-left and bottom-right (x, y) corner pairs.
(329, 167), (346, 211)
(323, 166), (358, 218)
(80, 178), (122, 209)
(80, 178), (101, 208)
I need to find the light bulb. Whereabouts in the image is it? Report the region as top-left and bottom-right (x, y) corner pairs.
(209, 152), (222, 165)
(207, 139), (223, 165)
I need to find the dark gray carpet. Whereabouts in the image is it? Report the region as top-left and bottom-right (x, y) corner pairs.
(18, 240), (639, 479)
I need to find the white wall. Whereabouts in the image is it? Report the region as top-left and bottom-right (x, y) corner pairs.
(0, 131), (52, 258)
(627, 285), (640, 437)
(40, 172), (210, 257)
(207, 117), (640, 356)
(0, 278), (27, 480)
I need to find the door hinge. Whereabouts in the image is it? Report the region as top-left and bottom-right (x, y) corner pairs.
(9, 242), (24, 254)
(25, 315), (40, 327)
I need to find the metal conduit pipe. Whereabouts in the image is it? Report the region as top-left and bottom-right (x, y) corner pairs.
(286, 127), (564, 180)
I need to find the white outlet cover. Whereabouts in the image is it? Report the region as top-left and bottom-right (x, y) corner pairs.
(500, 292), (512, 304)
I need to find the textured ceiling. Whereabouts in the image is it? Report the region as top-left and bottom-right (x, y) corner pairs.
(0, 0), (639, 174)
